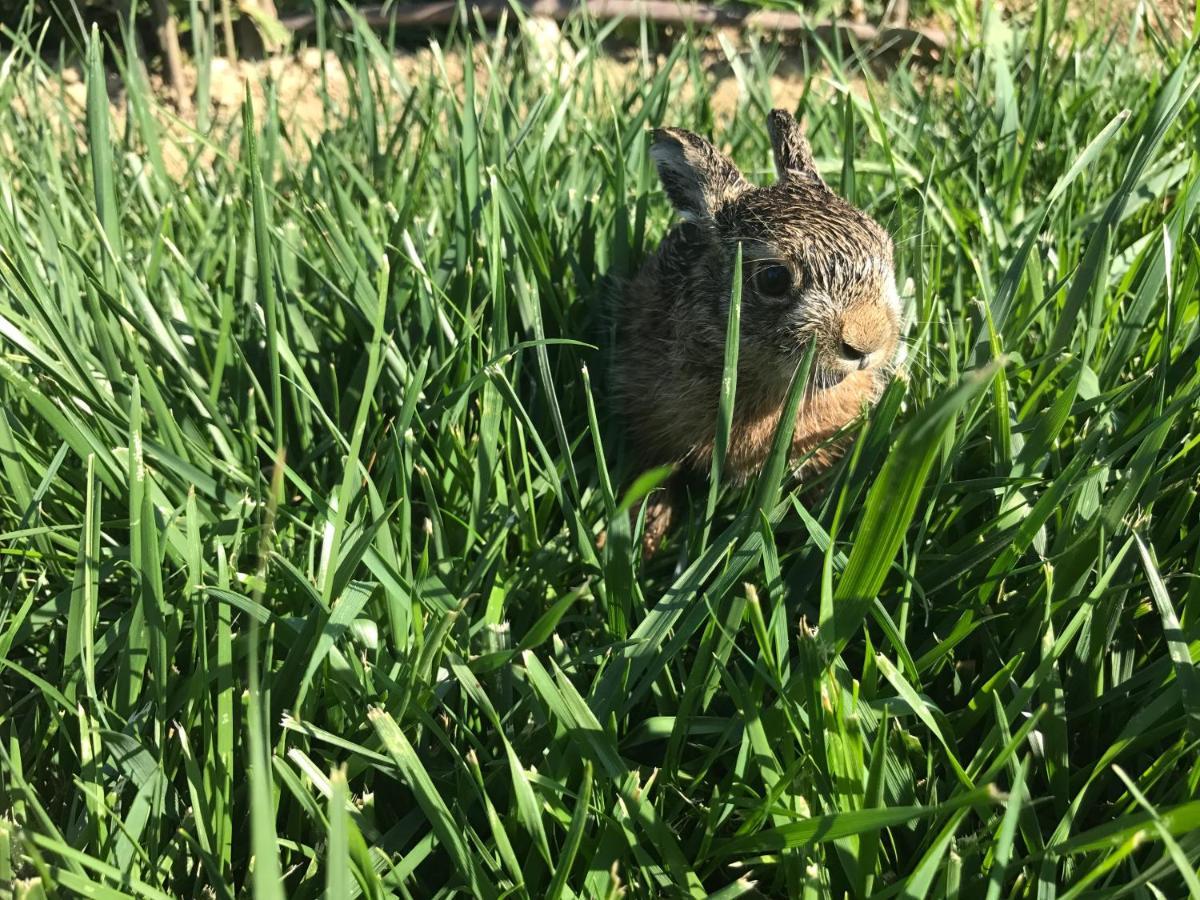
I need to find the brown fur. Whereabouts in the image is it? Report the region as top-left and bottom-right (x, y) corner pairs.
(616, 110), (901, 556)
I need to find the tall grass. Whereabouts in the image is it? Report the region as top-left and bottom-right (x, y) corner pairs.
(1, 2), (1199, 896)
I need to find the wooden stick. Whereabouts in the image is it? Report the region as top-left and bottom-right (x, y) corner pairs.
(277, 1), (949, 57)
(151, 0), (192, 112)
(220, 0), (238, 63)
(883, 0), (909, 29)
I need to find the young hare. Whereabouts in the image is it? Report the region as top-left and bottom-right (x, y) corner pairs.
(615, 109), (901, 556)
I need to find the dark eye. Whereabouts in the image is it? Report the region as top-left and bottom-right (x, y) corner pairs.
(754, 265), (792, 297)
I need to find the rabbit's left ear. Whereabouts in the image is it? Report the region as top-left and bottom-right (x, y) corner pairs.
(768, 109), (824, 185)
(650, 127), (750, 221)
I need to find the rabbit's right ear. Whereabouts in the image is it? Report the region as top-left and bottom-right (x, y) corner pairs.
(767, 109), (824, 186)
(650, 128), (749, 221)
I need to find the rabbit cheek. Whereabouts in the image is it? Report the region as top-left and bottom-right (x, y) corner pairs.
(737, 300), (804, 366)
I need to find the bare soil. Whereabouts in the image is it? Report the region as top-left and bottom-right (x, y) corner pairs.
(14, 2), (1188, 179)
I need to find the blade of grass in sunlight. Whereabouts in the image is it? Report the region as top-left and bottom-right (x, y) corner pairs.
(1, 3), (1198, 897)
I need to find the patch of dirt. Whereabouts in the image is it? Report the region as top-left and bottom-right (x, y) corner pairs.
(11, 3), (1186, 180)
(32, 47), (370, 178)
(1001, 0), (1192, 41)
(18, 28), (855, 179)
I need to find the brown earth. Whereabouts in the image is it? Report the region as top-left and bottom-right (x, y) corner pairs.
(12, 2), (1189, 179)
(19, 24), (885, 179)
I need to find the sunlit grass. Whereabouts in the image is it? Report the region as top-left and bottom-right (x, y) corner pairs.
(0, 2), (1198, 896)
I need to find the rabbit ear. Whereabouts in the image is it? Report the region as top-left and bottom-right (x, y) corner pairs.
(650, 127), (750, 220)
(767, 109), (822, 185)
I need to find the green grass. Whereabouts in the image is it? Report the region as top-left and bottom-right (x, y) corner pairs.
(1, 1), (1199, 896)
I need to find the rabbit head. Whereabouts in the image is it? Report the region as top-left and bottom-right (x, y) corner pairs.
(647, 109), (901, 402)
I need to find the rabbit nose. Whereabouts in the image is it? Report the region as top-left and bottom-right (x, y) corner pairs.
(839, 339), (873, 369)
(839, 306), (892, 369)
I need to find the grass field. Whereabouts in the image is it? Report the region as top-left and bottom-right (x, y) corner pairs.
(1, 2), (1199, 897)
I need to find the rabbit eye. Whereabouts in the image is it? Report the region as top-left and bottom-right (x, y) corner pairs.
(754, 265), (792, 297)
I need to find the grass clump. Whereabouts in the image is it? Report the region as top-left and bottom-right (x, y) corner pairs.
(1, 2), (1199, 896)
